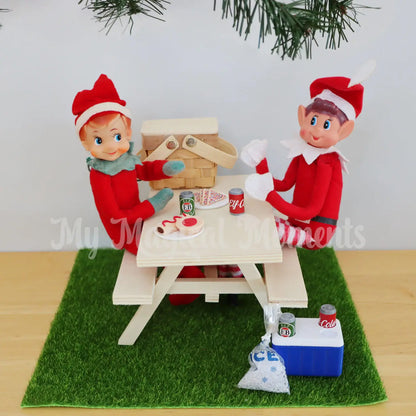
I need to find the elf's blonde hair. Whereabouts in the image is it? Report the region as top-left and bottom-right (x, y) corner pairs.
(79, 112), (132, 141)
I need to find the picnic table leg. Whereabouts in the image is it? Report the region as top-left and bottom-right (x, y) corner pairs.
(237, 263), (268, 307)
(118, 265), (183, 345)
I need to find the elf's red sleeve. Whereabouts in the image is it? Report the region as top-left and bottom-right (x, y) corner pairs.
(256, 157), (299, 192)
(135, 160), (170, 181)
(265, 160), (333, 221)
(90, 169), (155, 224)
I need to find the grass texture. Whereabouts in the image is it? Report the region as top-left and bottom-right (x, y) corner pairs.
(22, 248), (387, 408)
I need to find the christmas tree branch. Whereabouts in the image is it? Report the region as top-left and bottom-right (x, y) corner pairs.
(215, 0), (374, 59)
(76, 1), (376, 59)
(78, 0), (170, 33)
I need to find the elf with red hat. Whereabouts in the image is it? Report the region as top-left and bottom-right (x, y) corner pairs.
(242, 62), (374, 249)
(72, 74), (186, 255)
(72, 74), (205, 306)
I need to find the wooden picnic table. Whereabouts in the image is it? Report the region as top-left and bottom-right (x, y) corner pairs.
(113, 175), (307, 345)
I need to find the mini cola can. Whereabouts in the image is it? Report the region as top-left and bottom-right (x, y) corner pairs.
(319, 304), (337, 328)
(278, 312), (296, 337)
(179, 191), (195, 216)
(229, 187), (245, 215)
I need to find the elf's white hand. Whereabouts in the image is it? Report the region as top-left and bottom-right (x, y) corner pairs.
(245, 172), (274, 201)
(240, 139), (268, 168)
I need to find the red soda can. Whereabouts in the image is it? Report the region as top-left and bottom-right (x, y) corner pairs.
(319, 304), (337, 328)
(229, 188), (245, 215)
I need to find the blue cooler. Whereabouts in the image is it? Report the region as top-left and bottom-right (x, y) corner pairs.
(271, 318), (344, 377)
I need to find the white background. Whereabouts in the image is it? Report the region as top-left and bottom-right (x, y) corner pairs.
(0, 0), (415, 251)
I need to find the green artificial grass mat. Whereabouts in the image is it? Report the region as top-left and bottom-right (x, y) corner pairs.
(22, 247), (387, 408)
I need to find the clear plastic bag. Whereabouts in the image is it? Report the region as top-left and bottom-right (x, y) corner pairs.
(237, 303), (290, 394)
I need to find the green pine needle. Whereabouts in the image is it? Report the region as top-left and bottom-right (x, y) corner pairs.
(77, 1), (375, 59)
(215, 0), (375, 59)
(79, 0), (170, 33)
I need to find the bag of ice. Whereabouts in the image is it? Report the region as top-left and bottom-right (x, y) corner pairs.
(237, 303), (290, 394)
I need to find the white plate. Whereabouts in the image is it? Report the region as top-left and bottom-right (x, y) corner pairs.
(154, 227), (204, 240)
(195, 195), (229, 210)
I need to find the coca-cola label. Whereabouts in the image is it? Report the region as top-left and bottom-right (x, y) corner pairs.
(229, 199), (244, 210)
(319, 318), (336, 328)
(229, 188), (245, 215)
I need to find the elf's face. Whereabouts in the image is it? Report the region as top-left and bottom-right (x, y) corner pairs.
(298, 105), (354, 148)
(81, 113), (131, 161)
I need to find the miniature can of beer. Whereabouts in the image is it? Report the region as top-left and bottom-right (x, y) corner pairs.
(319, 304), (337, 328)
(179, 191), (195, 216)
(278, 312), (296, 337)
(229, 187), (245, 215)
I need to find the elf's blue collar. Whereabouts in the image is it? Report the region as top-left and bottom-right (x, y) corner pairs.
(87, 142), (141, 176)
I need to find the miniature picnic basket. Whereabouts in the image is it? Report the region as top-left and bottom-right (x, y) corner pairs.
(139, 118), (238, 190)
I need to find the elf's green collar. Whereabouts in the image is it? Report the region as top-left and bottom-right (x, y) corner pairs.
(87, 142), (142, 176)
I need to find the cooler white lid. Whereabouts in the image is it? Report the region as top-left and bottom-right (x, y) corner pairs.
(272, 318), (344, 348)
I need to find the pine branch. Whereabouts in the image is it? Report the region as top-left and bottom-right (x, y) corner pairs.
(76, 1), (376, 59)
(214, 1), (375, 59)
(78, 0), (170, 33)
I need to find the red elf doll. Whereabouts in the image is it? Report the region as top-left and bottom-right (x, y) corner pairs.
(73, 74), (204, 303)
(72, 74), (185, 254)
(242, 64), (373, 249)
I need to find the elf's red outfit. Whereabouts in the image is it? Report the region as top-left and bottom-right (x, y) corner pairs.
(243, 69), (372, 250)
(256, 152), (342, 249)
(89, 158), (169, 255)
(88, 151), (204, 304)
(73, 74), (204, 305)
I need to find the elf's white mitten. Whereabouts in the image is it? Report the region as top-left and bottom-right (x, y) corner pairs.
(245, 173), (274, 201)
(240, 139), (268, 168)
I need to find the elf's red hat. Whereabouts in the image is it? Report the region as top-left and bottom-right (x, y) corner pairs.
(72, 74), (131, 133)
(309, 76), (364, 120)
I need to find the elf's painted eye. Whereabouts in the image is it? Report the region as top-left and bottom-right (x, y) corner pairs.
(94, 137), (102, 145)
(311, 116), (317, 126)
(114, 134), (122, 142)
(324, 120), (331, 130)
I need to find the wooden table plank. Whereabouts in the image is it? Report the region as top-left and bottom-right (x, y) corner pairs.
(137, 175), (282, 267)
(112, 251), (156, 305)
(265, 247), (308, 308)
